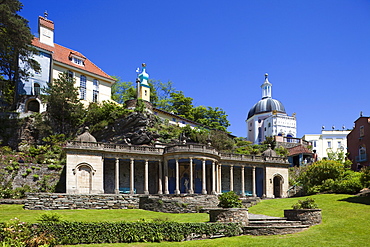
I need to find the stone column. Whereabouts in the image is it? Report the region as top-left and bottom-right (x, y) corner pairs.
(241, 165), (245, 197)
(130, 158), (135, 194)
(114, 158), (120, 194)
(175, 158), (180, 194)
(211, 161), (216, 194)
(202, 159), (207, 194)
(144, 159), (149, 195)
(263, 166), (266, 198)
(218, 164), (222, 193)
(164, 159), (169, 194)
(158, 161), (163, 194)
(252, 166), (256, 197)
(230, 165), (234, 192)
(189, 158), (194, 194)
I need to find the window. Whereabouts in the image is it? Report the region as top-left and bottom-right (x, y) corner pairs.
(313, 140), (317, 148)
(67, 70), (74, 80)
(327, 141), (332, 149)
(80, 75), (86, 100)
(93, 79), (99, 103)
(337, 141), (342, 149)
(73, 57), (83, 65)
(34, 83), (40, 96)
(360, 126), (365, 137)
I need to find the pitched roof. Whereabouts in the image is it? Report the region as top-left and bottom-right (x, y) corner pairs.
(32, 37), (115, 82)
(288, 145), (312, 156)
(39, 16), (54, 30)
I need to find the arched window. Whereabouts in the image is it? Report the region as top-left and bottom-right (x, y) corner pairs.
(80, 75), (86, 100)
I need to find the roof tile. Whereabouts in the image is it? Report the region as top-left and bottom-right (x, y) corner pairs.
(32, 37), (114, 82)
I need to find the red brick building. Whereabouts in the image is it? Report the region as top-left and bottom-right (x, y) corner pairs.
(347, 117), (370, 170)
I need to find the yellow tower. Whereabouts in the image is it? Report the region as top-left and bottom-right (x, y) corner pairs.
(138, 63), (150, 102)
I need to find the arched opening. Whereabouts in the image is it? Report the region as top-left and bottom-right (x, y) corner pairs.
(76, 165), (92, 194)
(273, 175), (282, 198)
(27, 99), (40, 113)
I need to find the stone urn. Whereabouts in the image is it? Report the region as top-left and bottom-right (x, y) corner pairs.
(209, 208), (249, 226)
(284, 209), (322, 226)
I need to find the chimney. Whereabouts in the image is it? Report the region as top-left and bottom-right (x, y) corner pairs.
(38, 16), (54, 46)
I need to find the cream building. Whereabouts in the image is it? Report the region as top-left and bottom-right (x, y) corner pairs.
(17, 15), (115, 116)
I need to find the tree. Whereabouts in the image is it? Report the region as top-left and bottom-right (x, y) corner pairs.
(42, 72), (85, 136)
(169, 91), (194, 118)
(190, 106), (230, 131)
(0, 0), (40, 110)
(110, 76), (135, 104)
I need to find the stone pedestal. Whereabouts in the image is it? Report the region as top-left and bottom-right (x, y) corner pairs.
(284, 209), (322, 226)
(209, 208), (249, 226)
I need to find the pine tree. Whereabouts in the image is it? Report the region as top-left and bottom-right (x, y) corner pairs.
(42, 72), (85, 136)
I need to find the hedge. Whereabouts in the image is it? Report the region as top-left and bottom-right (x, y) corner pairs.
(24, 221), (242, 245)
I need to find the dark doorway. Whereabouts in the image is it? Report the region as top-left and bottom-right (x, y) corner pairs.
(273, 176), (282, 198)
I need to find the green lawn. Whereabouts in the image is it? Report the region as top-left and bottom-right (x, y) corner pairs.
(1, 194), (369, 246)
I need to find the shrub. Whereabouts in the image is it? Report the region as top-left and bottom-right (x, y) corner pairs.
(217, 191), (243, 208)
(292, 198), (318, 209)
(38, 212), (62, 223)
(360, 166), (370, 188)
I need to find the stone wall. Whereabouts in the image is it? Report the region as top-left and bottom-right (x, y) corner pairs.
(284, 209), (322, 226)
(209, 208), (249, 226)
(139, 194), (219, 213)
(24, 193), (140, 210)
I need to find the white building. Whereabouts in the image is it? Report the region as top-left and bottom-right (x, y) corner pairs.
(17, 15), (115, 116)
(303, 128), (351, 160)
(246, 74), (296, 144)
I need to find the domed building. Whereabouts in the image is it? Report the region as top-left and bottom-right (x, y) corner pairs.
(246, 74), (296, 144)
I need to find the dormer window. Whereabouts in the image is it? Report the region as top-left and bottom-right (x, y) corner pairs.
(69, 52), (86, 66)
(73, 57), (83, 65)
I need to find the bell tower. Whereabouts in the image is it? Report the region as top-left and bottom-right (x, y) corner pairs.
(137, 63), (150, 102)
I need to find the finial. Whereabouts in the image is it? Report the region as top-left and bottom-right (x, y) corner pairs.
(342, 125), (345, 130)
(360, 111), (363, 117)
(322, 125), (325, 130)
(142, 63), (146, 68)
(265, 73), (268, 79)
(44, 10), (48, 19)
(332, 125), (335, 130)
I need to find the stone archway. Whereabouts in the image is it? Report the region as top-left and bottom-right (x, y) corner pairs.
(76, 164), (92, 194)
(273, 175), (283, 198)
(27, 99), (40, 113)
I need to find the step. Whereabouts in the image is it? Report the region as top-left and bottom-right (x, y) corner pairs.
(243, 225), (310, 235)
(248, 220), (302, 227)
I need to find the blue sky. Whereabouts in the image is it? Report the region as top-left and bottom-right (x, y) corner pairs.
(20, 0), (370, 138)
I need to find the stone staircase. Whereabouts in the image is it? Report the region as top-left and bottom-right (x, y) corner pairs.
(243, 214), (310, 235)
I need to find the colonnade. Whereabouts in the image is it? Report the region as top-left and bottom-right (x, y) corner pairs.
(111, 157), (259, 196)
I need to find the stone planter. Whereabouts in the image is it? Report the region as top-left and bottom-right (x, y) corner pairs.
(284, 209), (322, 226)
(209, 208), (249, 226)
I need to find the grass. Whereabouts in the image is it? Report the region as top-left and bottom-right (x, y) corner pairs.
(1, 194), (369, 246)
(0, 205), (208, 223)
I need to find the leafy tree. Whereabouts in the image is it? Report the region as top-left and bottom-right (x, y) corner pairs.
(190, 106), (230, 131)
(84, 101), (131, 133)
(42, 72), (85, 136)
(169, 91), (194, 118)
(110, 76), (135, 104)
(0, 0), (40, 110)
(150, 79), (176, 111)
